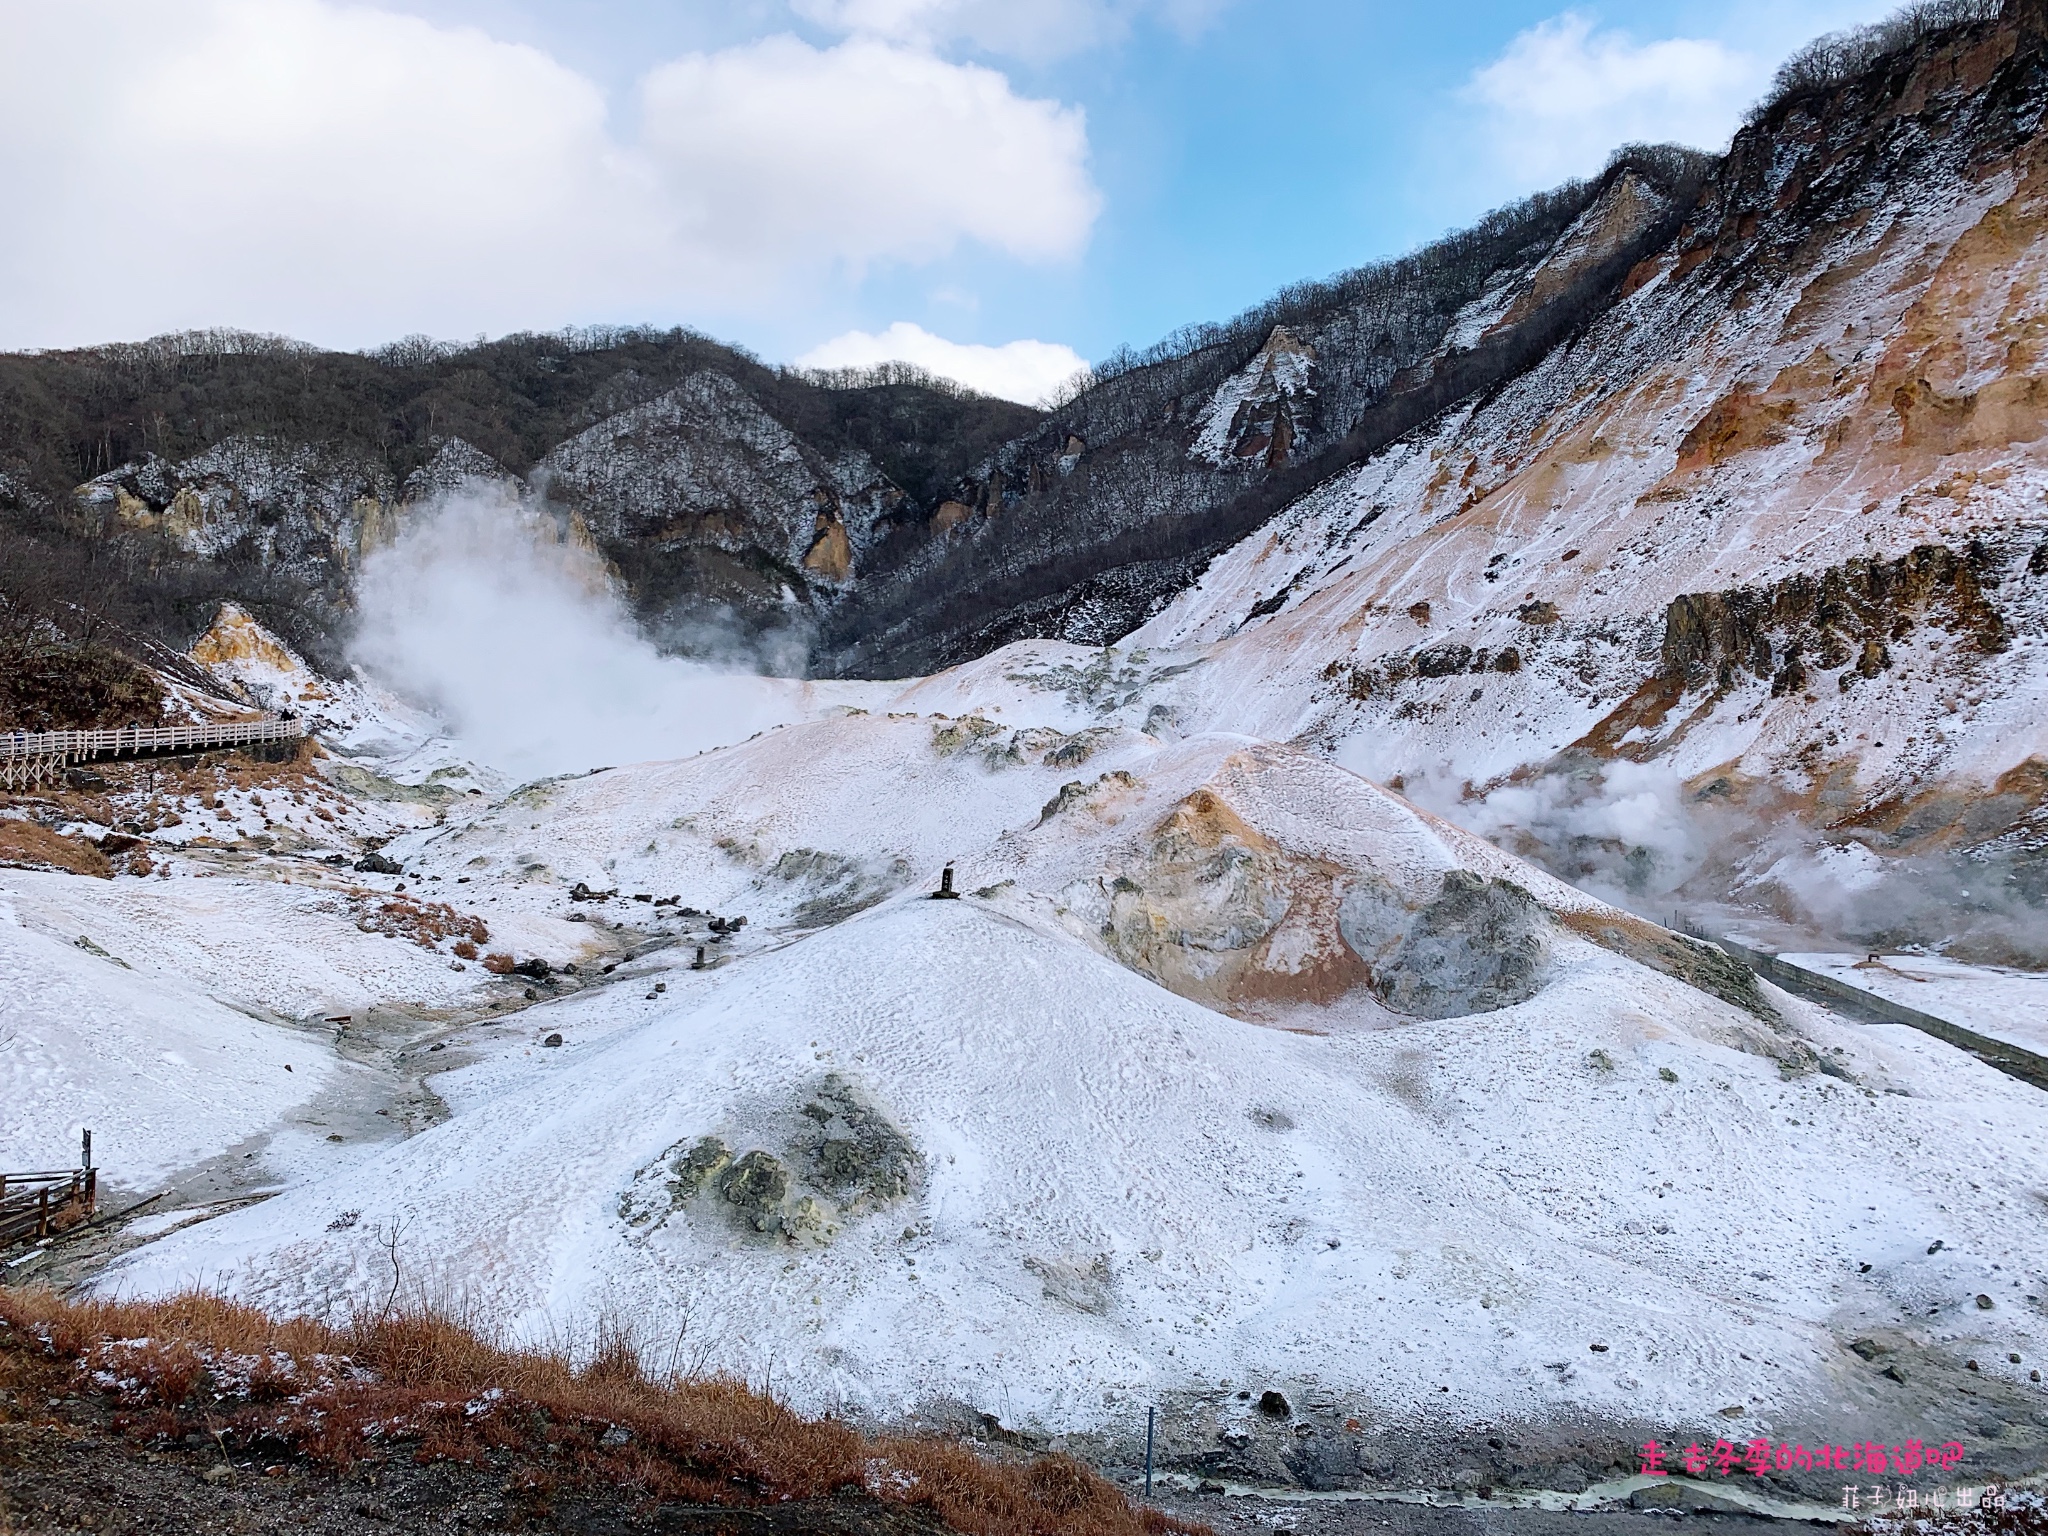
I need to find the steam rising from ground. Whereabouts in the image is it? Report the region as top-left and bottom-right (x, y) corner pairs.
(1402, 758), (2048, 968)
(352, 490), (803, 782)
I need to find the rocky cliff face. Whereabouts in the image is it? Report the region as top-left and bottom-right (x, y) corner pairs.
(0, 330), (1035, 660)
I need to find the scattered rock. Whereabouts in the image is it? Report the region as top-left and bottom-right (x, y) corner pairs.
(1041, 728), (1117, 769)
(354, 852), (402, 875)
(618, 1079), (918, 1243)
(1339, 870), (1548, 1019)
(800, 1074), (919, 1207)
(542, 1033), (563, 1048)
(721, 1150), (794, 1233)
(1257, 1390), (1291, 1419)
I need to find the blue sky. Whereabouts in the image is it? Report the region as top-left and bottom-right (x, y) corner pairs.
(0, 0), (1905, 397)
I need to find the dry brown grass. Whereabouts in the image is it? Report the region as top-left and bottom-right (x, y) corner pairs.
(350, 891), (490, 950)
(0, 817), (112, 877)
(0, 1289), (1203, 1536)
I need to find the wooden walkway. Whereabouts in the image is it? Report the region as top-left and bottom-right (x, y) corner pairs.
(1677, 914), (2048, 1092)
(0, 717), (306, 790)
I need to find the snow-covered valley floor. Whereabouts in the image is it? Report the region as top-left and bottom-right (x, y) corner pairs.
(3, 630), (2046, 1503)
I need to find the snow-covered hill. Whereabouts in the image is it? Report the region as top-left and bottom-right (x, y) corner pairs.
(11, 665), (2026, 1496)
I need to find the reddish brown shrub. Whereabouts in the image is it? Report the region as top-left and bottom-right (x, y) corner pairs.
(0, 1289), (1206, 1536)
(352, 894), (489, 949)
(483, 952), (516, 975)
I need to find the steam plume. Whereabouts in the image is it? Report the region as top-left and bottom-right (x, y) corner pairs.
(351, 488), (801, 782)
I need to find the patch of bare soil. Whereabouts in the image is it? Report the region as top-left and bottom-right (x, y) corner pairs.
(0, 1416), (948, 1534)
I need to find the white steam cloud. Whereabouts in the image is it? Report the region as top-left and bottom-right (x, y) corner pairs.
(1398, 757), (2048, 967)
(352, 490), (804, 783)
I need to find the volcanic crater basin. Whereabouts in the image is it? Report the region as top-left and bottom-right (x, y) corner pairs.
(102, 876), (2048, 1495)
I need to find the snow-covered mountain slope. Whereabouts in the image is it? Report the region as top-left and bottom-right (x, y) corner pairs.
(113, 892), (2046, 1454)
(820, 156), (1700, 675)
(1087, 8), (2048, 955)
(0, 591), (2035, 1491)
(9, 7), (2048, 1504)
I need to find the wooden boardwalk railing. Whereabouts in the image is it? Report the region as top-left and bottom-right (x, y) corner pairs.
(0, 717), (305, 790)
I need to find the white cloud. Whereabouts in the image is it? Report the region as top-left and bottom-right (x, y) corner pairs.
(0, 1), (1099, 350)
(1461, 12), (1762, 188)
(791, 0), (1232, 61)
(796, 322), (1087, 404)
(640, 36), (1096, 267)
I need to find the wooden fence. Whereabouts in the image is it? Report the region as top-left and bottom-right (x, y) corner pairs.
(0, 1168), (97, 1249)
(0, 717), (306, 790)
